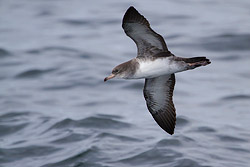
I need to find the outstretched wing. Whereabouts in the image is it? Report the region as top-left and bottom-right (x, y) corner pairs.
(143, 74), (176, 135)
(122, 6), (169, 57)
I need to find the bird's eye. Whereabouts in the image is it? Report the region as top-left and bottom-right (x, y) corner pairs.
(112, 69), (119, 74)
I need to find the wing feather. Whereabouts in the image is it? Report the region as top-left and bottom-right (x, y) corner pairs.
(122, 6), (169, 57)
(143, 74), (176, 135)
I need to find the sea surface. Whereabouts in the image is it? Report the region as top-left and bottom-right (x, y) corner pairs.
(1, 0), (250, 167)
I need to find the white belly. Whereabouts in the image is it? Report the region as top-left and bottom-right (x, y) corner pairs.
(133, 58), (185, 79)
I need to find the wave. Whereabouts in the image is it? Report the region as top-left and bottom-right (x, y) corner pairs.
(15, 68), (56, 79)
(200, 33), (250, 52)
(48, 116), (131, 130)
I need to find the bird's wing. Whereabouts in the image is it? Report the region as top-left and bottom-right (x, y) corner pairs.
(143, 74), (176, 135)
(122, 6), (170, 57)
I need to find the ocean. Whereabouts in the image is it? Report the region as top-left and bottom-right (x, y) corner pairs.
(0, 0), (250, 167)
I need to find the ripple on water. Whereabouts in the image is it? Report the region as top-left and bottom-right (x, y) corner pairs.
(0, 123), (28, 137)
(42, 76), (97, 91)
(176, 116), (190, 128)
(217, 134), (248, 143)
(60, 18), (120, 27)
(221, 94), (250, 101)
(225, 147), (250, 153)
(179, 135), (196, 143)
(213, 54), (241, 61)
(118, 147), (182, 166)
(51, 133), (90, 144)
(96, 132), (142, 142)
(173, 158), (211, 167)
(0, 112), (31, 122)
(0, 112), (31, 137)
(41, 146), (101, 167)
(48, 116), (131, 130)
(201, 33), (250, 52)
(60, 19), (92, 26)
(156, 138), (182, 147)
(0, 145), (61, 163)
(0, 48), (11, 58)
(15, 68), (56, 79)
(164, 14), (192, 20)
(42, 81), (92, 91)
(26, 46), (79, 55)
(194, 126), (216, 133)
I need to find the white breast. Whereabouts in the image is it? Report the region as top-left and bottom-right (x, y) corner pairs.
(133, 58), (185, 79)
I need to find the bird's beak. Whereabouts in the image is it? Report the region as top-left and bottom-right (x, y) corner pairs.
(104, 74), (115, 82)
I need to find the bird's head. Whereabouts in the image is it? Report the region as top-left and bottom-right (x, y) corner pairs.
(104, 60), (136, 82)
(104, 64), (128, 82)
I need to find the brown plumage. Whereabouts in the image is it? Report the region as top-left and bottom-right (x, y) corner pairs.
(104, 6), (211, 135)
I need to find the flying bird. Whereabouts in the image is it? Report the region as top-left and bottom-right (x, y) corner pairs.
(104, 6), (210, 135)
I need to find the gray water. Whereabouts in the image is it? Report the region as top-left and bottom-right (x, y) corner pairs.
(1, 0), (250, 167)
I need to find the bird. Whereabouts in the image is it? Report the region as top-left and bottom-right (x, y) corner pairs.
(104, 6), (210, 135)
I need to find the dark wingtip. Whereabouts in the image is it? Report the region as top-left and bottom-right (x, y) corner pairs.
(127, 6), (137, 12)
(166, 128), (175, 135)
(122, 6), (149, 28)
(123, 6), (139, 24)
(168, 129), (175, 135)
(124, 6), (138, 17)
(151, 112), (176, 136)
(128, 6), (135, 10)
(207, 59), (211, 64)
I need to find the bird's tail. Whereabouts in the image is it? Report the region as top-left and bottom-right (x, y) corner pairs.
(183, 57), (211, 69)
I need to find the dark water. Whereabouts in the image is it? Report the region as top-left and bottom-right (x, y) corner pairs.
(1, 0), (250, 167)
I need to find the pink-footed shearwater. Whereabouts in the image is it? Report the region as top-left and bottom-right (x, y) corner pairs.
(104, 6), (210, 135)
